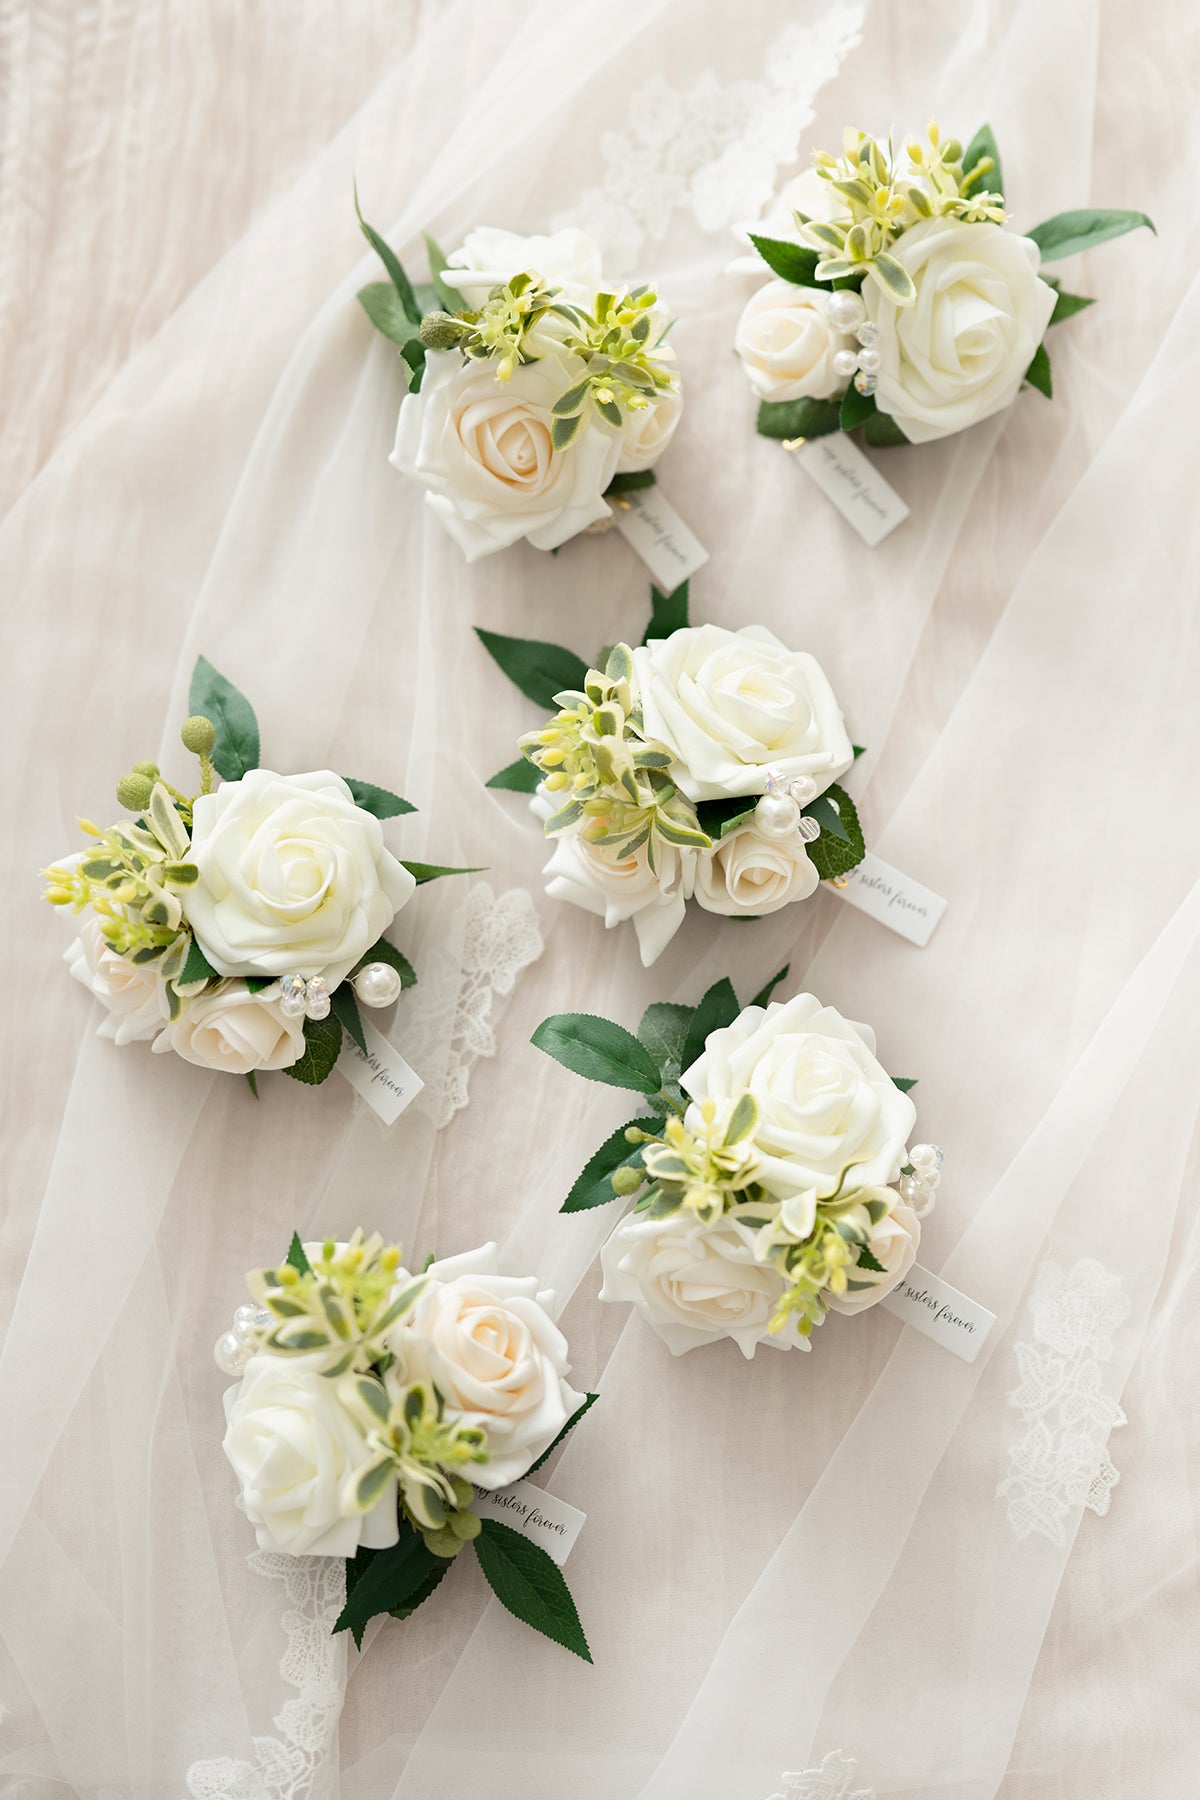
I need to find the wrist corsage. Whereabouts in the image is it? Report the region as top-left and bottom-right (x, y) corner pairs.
(44, 658), (471, 1090)
(217, 1232), (594, 1659)
(479, 580), (864, 965)
(736, 121), (1153, 448)
(532, 970), (941, 1359)
(355, 199), (682, 561)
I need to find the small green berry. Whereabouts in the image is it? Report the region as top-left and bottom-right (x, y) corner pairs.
(611, 1164), (643, 1196)
(115, 772), (154, 811)
(181, 715), (216, 755)
(448, 1508), (481, 1542)
(132, 760), (160, 778)
(419, 311), (464, 351)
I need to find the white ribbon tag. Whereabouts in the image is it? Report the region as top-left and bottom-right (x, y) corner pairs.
(829, 851), (947, 947)
(612, 487), (709, 587)
(336, 1017), (424, 1124)
(471, 1480), (586, 1567)
(881, 1262), (996, 1363)
(793, 436), (909, 545)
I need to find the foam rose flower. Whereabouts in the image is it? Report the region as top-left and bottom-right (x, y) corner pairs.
(824, 1196), (921, 1315)
(534, 788), (697, 968)
(153, 980), (306, 1075)
(734, 279), (856, 402)
(186, 769), (414, 987)
(693, 819), (819, 918)
(66, 916), (171, 1045)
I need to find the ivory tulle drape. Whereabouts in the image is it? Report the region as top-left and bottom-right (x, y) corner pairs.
(1, 0), (1197, 1795)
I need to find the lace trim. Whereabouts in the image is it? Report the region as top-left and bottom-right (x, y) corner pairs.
(554, 8), (865, 272)
(767, 1750), (876, 1800)
(998, 1258), (1130, 1545)
(184, 1552), (346, 1800)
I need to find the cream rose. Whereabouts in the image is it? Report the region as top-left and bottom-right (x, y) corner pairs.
(386, 1243), (583, 1489)
(734, 279), (855, 402)
(826, 1197), (921, 1316)
(441, 226), (605, 308)
(153, 980), (305, 1074)
(223, 1352), (399, 1557)
(634, 623), (854, 803)
(865, 218), (1057, 444)
(533, 788), (695, 967)
(616, 382), (683, 474)
(186, 769), (414, 985)
(693, 819), (819, 918)
(599, 1207), (808, 1358)
(391, 349), (622, 560)
(66, 917), (171, 1045)
(682, 993), (916, 1214)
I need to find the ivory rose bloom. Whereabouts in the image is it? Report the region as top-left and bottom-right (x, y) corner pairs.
(682, 994), (915, 1220)
(534, 788), (696, 967)
(617, 381), (683, 473)
(386, 1243), (583, 1489)
(222, 1352), (400, 1557)
(634, 623), (854, 802)
(391, 350), (621, 560)
(66, 917), (170, 1045)
(153, 981), (305, 1074)
(734, 279), (856, 402)
(693, 819), (819, 918)
(187, 769), (414, 985)
(826, 1197), (921, 1315)
(599, 1207), (808, 1358)
(441, 226), (604, 308)
(865, 217), (1057, 444)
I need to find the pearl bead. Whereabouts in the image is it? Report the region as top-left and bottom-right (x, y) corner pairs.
(279, 974), (308, 1019)
(855, 321), (880, 348)
(353, 961), (403, 1009)
(855, 346), (881, 375)
(909, 1142), (943, 1173)
(304, 975), (331, 1021)
(754, 791), (801, 838)
(788, 775), (818, 806)
(832, 347), (859, 382)
(853, 370), (877, 396)
(827, 289), (867, 331)
(214, 1331), (247, 1376)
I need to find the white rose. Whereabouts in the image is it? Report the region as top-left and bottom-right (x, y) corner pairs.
(734, 279), (855, 402)
(153, 980), (305, 1074)
(634, 623), (854, 802)
(682, 993), (916, 1218)
(186, 769), (414, 985)
(533, 787), (695, 967)
(693, 820), (819, 918)
(391, 350), (621, 560)
(599, 1207), (809, 1358)
(616, 382), (683, 473)
(222, 1352), (399, 1557)
(441, 226), (605, 308)
(66, 917), (171, 1045)
(826, 1197), (921, 1316)
(386, 1243), (583, 1489)
(865, 218), (1057, 444)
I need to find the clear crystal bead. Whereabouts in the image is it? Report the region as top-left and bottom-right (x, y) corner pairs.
(855, 320), (880, 348)
(303, 975), (331, 1020)
(279, 974), (308, 1019)
(798, 815), (821, 843)
(853, 369), (878, 396)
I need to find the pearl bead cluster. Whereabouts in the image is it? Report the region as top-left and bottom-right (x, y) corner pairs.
(898, 1143), (943, 1218)
(213, 1303), (272, 1376)
(753, 765), (821, 841)
(826, 289), (881, 397)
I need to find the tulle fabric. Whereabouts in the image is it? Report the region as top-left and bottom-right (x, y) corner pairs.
(1, 0), (1197, 1794)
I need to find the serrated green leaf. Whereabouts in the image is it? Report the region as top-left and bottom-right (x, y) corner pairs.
(188, 656), (261, 782)
(286, 1231), (312, 1275)
(749, 964), (789, 1009)
(180, 937), (219, 985)
(641, 579), (689, 644)
(390, 1560), (449, 1622)
(359, 936), (416, 990)
(1024, 342), (1052, 398)
(473, 1520), (591, 1661)
(474, 627), (589, 711)
(680, 977), (740, 1076)
(526, 1391), (599, 1474)
(747, 233), (822, 285)
(962, 124), (1003, 199)
(1048, 287), (1095, 326)
(863, 410), (911, 448)
(756, 396), (841, 441)
(806, 783), (866, 882)
(636, 1001), (694, 1075)
(400, 860), (483, 884)
(891, 1076), (918, 1092)
(357, 280), (415, 346)
(486, 757), (542, 793)
(563, 1119), (659, 1213)
(1027, 208), (1155, 262)
(342, 778), (416, 819)
(694, 796), (757, 840)
(839, 383), (876, 433)
(331, 984), (367, 1055)
(855, 1244), (886, 1274)
(336, 1521), (441, 1647)
(803, 792), (851, 844)
(281, 1012), (343, 1086)
(532, 1013), (663, 1096)
(354, 185), (422, 328)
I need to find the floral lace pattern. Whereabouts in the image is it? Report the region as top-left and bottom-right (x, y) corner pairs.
(185, 1552), (347, 1800)
(767, 1749), (876, 1800)
(998, 1258), (1130, 1545)
(554, 8), (865, 272)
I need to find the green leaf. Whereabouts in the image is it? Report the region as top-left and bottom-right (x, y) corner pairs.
(399, 337), (426, 391)
(1024, 343), (1053, 399)
(856, 1244), (886, 1274)
(680, 977), (740, 1076)
(188, 656), (261, 782)
(870, 252), (917, 304)
(180, 936), (220, 986)
(863, 410), (911, 448)
(358, 935), (416, 990)
(423, 232), (460, 314)
(342, 778), (416, 819)
(336, 1521), (442, 1648)
(474, 627), (589, 711)
(963, 124), (1003, 199)
(805, 783), (866, 882)
(244, 1070), (260, 1099)
(1027, 208), (1155, 262)
(803, 793), (850, 844)
(694, 796), (757, 840)
(400, 860), (483, 884)
(473, 1519), (591, 1661)
(636, 1001), (694, 1076)
(839, 383), (876, 433)
(281, 1012), (344, 1086)
(531, 1013), (663, 1096)
(604, 470), (656, 497)
(526, 1391), (599, 1474)
(756, 396), (841, 441)
(892, 1076), (918, 1092)
(331, 984), (367, 1055)
(1048, 287), (1095, 326)
(487, 757), (542, 793)
(390, 1560), (449, 1622)
(563, 1119), (660, 1213)
(552, 413), (583, 450)
(286, 1231), (312, 1275)
(749, 964), (789, 1009)
(747, 234), (822, 285)
(354, 185), (422, 327)
(357, 280), (416, 347)
(641, 579), (689, 644)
